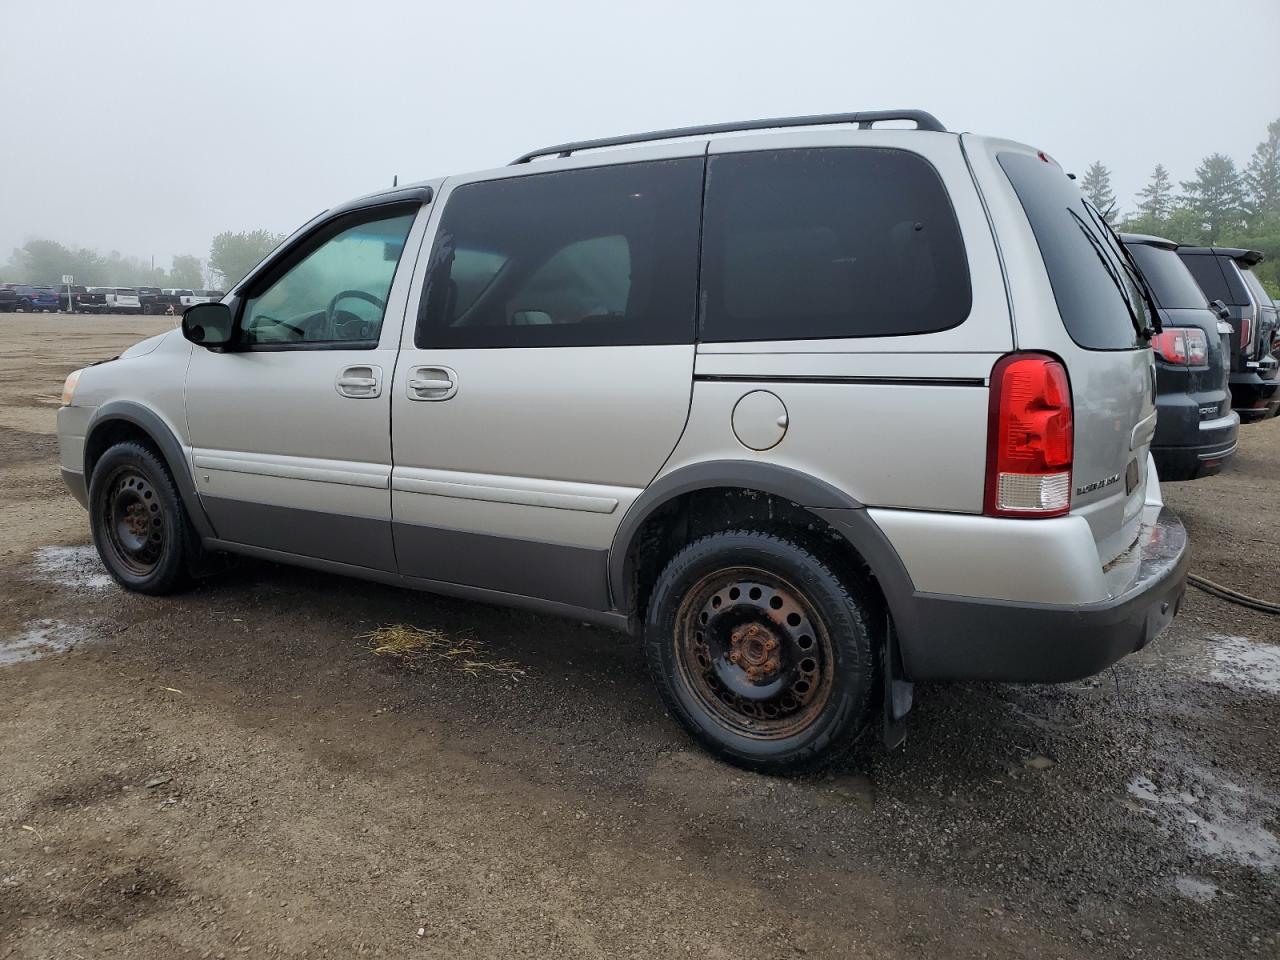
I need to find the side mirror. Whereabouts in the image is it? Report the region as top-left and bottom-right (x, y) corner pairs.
(182, 302), (234, 348)
(1209, 298), (1230, 321)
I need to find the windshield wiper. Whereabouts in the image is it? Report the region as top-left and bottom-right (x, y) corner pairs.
(1084, 202), (1162, 335)
(1068, 208), (1148, 341)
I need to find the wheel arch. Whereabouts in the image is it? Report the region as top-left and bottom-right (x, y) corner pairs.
(609, 461), (920, 644)
(84, 401), (216, 540)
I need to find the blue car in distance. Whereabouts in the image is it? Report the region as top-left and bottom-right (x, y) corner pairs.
(12, 285), (60, 312)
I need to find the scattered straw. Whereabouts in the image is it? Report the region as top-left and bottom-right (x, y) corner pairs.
(360, 624), (526, 678)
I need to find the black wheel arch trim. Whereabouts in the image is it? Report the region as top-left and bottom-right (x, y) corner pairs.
(608, 461), (921, 647)
(84, 401), (216, 540)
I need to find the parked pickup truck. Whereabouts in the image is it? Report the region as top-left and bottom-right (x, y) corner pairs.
(136, 287), (182, 316)
(167, 289), (225, 309)
(102, 288), (142, 314)
(58, 285), (108, 313)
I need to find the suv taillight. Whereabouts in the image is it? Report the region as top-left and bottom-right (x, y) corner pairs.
(1241, 316), (1253, 355)
(985, 353), (1073, 518)
(1152, 327), (1208, 366)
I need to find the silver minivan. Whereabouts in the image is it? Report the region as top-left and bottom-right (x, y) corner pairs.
(57, 110), (1188, 772)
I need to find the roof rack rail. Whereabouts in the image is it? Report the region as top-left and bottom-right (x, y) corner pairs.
(510, 109), (946, 165)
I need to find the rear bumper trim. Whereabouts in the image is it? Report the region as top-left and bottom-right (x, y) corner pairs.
(899, 507), (1189, 682)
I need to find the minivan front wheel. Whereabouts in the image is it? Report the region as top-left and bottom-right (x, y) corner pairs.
(89, 442), (193, 594)
(645, 531), (876, 773)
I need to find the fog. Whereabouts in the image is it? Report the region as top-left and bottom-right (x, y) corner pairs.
(2, 0), (1277, 267)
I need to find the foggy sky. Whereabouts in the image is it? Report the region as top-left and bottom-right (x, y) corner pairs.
(3, 0), (1278, 269)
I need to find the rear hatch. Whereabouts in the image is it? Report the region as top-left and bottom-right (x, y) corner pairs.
(996, 150), (1158, 566)
(1124, 240), (1230, 416)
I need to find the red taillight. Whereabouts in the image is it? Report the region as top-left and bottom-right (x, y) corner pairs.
(1241, 316), (1252, 354)
(985, 353), (1073, 518)
(1152, 327), (1208, 366)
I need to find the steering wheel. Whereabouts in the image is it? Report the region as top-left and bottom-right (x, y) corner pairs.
(326, 290), (385, 338)
(247, 314), (307, 339)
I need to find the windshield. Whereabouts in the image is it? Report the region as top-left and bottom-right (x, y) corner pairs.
(1126, 243), (1209, 310)
(999, 152), (1148, 349)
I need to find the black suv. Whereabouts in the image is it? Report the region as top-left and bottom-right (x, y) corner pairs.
(1123, 234), (1238, 479)
(1177, 246), (1278, 422)
(0, 285), (16, 312)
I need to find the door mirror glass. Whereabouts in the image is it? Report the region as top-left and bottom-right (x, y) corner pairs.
(182, 302), (234, 347)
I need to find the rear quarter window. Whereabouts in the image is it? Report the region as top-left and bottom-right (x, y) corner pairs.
(999, 152), (1145, 350)
(699, 147), (971, 342)
(1180, 253), (1249, 307)
(1240, 267), (1274, 311)
(1125, 243), (1208, 310)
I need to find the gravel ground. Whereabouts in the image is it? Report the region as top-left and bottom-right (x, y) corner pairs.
(1, 314), (1277, 959)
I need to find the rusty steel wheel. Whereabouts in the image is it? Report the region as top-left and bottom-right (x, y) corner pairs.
(645, 530), (876, 773)
(675, 566), (835, 740)
(89, 442), (195, 595)
(99, 467), (166, 576)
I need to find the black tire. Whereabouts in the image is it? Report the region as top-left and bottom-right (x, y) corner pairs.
(644, 530), (878, 774)
(88, 442), (197, 594)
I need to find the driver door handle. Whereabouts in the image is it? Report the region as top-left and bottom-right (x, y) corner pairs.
(335, 365), (383, 399)
(407, 365), (458, 401)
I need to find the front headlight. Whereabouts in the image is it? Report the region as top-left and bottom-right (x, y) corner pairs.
(61, 369), (82, 406)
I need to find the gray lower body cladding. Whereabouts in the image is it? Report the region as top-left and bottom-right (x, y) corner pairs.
(61, 468), (88, 509)
(197, 495), (609, 612)
(100, 477), (1188, 686)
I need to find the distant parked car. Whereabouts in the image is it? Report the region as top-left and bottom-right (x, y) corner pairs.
(0, 285), (17, 312)
(12, 285), (59, 312)
(103, 287), (142, 314)
(1121, 234), (1239, 480)
(136, 287), (182, 315)
(169, 289), (225, 309)
(58, 285), (108, 314)
(165, 289), (199, 308)
(1177, 246), (1278, 422)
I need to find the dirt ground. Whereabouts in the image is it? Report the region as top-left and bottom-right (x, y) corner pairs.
(1, 314), (1278, 959)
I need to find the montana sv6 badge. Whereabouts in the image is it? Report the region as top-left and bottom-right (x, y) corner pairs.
(1076, 473), (1121, 496)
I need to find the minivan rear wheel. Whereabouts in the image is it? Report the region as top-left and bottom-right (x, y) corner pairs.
(644, 530), (876, 773)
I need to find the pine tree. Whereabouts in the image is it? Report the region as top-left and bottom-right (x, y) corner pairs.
(1180, 153), (1247, 243)
(1081, 161), (1118, 223)
(1134, 164), (1174, 224)
(1244, 118), (1280, 223)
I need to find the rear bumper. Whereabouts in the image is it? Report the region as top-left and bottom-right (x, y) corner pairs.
(1151, 411), (1239, 480)
(888, 507), (1189, 682)
(1229, 374), (1280, 422)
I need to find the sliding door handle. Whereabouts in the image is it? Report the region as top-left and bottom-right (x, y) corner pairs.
(407, 365), (458, 401)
